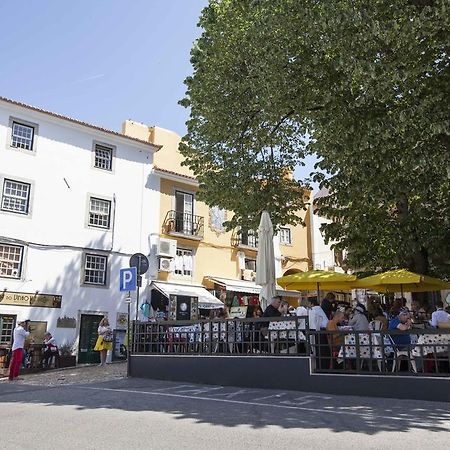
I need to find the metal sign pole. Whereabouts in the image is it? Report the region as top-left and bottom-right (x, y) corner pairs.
(135, 254), (141, 321)
(126, 291), (131, 378)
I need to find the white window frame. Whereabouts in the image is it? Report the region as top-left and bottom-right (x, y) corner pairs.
(279, 227), (292, 245)
(1, 178), (31, 215)
(7, 117), (38, 154)
(88, 196), (111, 229)
(0, 243), (24, 279)
(0, 315), (16, 345)
(82, 253), (108, 286)
(174, 247), (194, 277)
(92, 141), (115, 172)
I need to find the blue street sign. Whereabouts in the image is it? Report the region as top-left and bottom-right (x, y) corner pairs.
(119, 267), (137, 291)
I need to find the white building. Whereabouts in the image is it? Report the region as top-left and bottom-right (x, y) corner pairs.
(310, 188), (345, 273)
(0, 97), (160, 362)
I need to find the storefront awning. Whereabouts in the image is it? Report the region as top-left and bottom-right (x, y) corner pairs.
(205, 276), (301, 298)
(150, 281), (224, 309)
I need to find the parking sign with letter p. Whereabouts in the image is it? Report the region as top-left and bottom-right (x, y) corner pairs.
(120, 267), (137, 291)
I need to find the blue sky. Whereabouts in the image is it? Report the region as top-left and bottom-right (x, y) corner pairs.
(0, 0), (316, 183)
(0, 0), (207, 136)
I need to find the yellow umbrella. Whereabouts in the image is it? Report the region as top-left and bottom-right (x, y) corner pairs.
(277, 270), (357, 295)
(352, 269), (450, 295)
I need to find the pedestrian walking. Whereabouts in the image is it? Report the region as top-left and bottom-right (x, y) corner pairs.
(94, 317), (113, 366)
(9, 319), (30, 381)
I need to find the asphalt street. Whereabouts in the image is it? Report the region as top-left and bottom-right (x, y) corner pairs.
(1, 375), (449, 449)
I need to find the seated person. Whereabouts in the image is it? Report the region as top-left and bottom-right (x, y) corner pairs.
(429, 301), (450, 328)
(372, 306), (388, 330)
(263, 296), (282, 318)
(41, 332), (58, 368)
(279, 300), (290, 317)
(326, 311), (346, 351)
(348, 303), (370, 330)
(388, 308), (412, 350)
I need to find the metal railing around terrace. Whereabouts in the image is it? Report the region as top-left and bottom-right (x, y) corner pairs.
(132, 317), (450, 377)
(309, 328), (450, 377)
(133, 316), (310, 357)
(163, 210), (204, 239)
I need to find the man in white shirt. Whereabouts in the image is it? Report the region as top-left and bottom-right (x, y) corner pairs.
(296, 300), (308, 330)
(9, 319), (30, 381)
(309, 298), (329, 330)
(430, 301), (450, 328)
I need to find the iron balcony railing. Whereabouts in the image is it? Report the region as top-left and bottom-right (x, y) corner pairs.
(131, 318), (450, 377)
(231, 229), (258, 248)
(164, 210), (204, 239)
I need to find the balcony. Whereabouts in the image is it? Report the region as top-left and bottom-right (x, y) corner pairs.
(231, 229), (258, 249)
(163, 210), (204, 240)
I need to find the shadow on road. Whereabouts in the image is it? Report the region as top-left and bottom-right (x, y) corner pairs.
(0, 376), (449, 435)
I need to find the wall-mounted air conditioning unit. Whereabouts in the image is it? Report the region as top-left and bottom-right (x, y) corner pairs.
(241, 269), (256, 281)
(159, 257), (173, 272)
(157, 238), (177, 258)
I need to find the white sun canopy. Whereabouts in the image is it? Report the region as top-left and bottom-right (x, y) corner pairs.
(151, 281), (224, 309)
(206, 276), (301, 298)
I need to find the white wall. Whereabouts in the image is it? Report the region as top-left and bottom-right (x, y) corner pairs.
(0, 100), (160, 349)
(312, 214), (337, 271)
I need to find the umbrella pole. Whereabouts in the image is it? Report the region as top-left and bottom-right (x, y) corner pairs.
(401, 285), (404, 299)
(317, 282), (321, 303)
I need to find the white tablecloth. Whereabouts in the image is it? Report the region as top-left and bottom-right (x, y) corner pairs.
(338, 333), (388, 360)
(268, 321), (306, 342)
(168, 325), (201, 343)
(412, 334), (450, 357)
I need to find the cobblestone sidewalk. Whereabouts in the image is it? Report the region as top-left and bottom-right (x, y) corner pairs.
(0, 361), (126, 386)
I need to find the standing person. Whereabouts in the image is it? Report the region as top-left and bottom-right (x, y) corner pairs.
(94, 317), (113, 367)
(309, 298), (330, 370)
(429, 300), (450, 328)
(9, 319), (30, 381)
(321, 292), (336, 320)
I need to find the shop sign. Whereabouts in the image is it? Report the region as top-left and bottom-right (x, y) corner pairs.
(0, 291), (62, 308)
(229, 306), (248, 319)
(57, 316), (76, 328)
(116, 312), (128, 330)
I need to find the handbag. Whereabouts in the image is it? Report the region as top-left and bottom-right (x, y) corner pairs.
(102, 331), (113, 342)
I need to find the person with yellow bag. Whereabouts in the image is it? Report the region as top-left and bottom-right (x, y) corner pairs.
(94, 317), (113, 367)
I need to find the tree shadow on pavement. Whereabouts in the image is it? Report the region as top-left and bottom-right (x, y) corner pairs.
(0, 376), (449, 435)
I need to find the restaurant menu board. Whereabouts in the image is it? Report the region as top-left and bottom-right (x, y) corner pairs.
(0, 291), (62, 308)
(169, 295), (198, 321)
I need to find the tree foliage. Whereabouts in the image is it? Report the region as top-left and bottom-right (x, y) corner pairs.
(180, 0), (450, 276)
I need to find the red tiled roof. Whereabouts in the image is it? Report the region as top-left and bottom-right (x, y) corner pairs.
(154, 166), (198, 181)
(0, 96), (161, 149)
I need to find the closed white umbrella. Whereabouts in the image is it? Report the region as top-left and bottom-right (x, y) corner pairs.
(256, 211), (276, 311)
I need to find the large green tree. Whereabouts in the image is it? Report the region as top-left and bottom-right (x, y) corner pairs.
(180, 0), (450, 277)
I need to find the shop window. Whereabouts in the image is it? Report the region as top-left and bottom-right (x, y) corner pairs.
(279, 227), (292, 245)
(174, 248), (193, 277)
(0, 315), (16, 345)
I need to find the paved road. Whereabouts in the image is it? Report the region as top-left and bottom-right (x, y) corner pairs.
(1, 365), (449, 449)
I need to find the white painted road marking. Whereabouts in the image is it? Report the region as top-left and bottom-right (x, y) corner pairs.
(77, 385), (436, 422)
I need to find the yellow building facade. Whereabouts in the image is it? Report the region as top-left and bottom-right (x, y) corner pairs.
(122, 121), (311, 311)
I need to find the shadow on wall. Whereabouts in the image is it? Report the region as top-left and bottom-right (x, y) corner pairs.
(37, 234), (128, 349)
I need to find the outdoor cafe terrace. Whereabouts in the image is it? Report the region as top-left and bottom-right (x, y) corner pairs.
(133, 316), (450, 378)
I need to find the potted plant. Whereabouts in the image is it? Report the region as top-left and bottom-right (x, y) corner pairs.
(58, 341), (76, 368)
